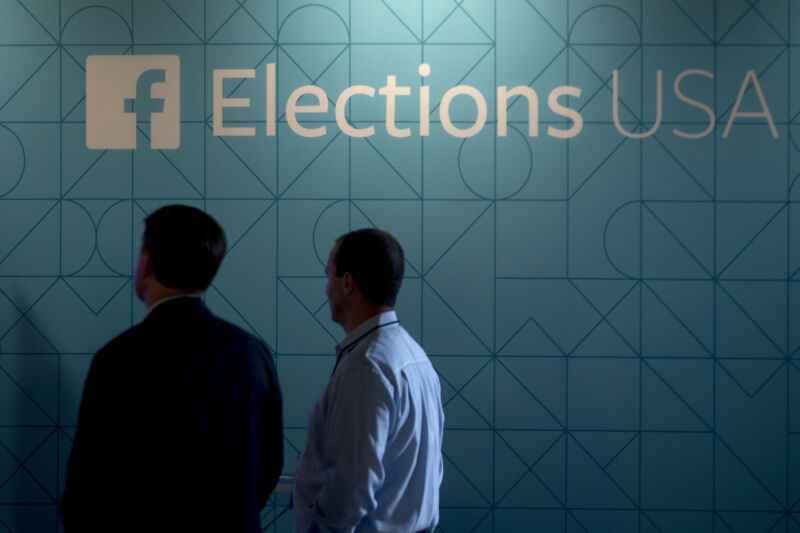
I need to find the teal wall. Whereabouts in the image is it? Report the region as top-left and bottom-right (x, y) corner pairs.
(1, 1), (798, 531)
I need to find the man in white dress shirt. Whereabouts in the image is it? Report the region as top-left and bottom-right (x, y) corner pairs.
(293, 228), (444, 533)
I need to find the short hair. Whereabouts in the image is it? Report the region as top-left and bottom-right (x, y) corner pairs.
(334, 228), (404, 307)
(142, 205), (227, 291)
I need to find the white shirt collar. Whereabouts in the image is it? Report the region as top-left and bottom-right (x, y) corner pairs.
(335, 310), (398, 356)
(144, 293), (202, 319)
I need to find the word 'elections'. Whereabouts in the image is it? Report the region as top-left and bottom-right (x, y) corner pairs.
(213, 64), (778, 140)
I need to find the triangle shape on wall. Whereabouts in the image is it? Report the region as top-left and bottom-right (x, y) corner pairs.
(63, 149), (132, 199)
(442, 430), (493, 504)
(0, 354), (58, 420)
(646, 203), (714, 273)
(439, 463), (491, 508)
(642, 284), (712, 357)
(643, 207), (711, 278)
(720, 8), (785, 45)
(425, 205), (494, 349)
(717, 203), (783, 274)
(498, 317), (563, 356)
(0, 462), (52, 503)
(63, 277), (129, 315)
(642, 0), (713, 43)
(642, 361), (710, 430)
(134, 137), (203, 198)
(0, 317), (57, 354)
(716, 283), (784, 358)
(715, 438), (783, 511)
(210, 6), (275, 43)
(280, 134), (348, 198)
(162, 0), (205, 38)
(459, 363), (493, 425)
(498, 430), (564, 470)
(722, 207), (787, 280)
(60, 47), (95, 121)
(0, 204), (59, 276)
(646, 358), (713, 426)
(206, 133), (276, 199)
(571, 431), (638, 468)
(569, 46), (640, 124)
(426, 6), (492, 43)
(351, 139), (422, 200)
(281, 45), (347, 83)
(0, 427), (52, 467)
(605, 283), (641, 351)
(441, 390), (492, 429)
(498, 357), (565, 427)
(0, 48), (58, 121)
(421, 283), (490, 355)
(422, 201), (490, 272)
(498, 469), (562, 507)
(568, 435), (637, 508)
(0, 201), (56, 263)
(644, 137), (714, 200)
(19, 430), (56, 500)
(717, 359), (785, 399)
(2, 0), (58, 43)
(495, 361), (563, 430)
(422, 0), (456, 41)
(272, 282), (337, 354)
(134, 0), (203, 43)
(571, 279), (638, 316)
(673, 0), (714, 38)
(433, 357), (491, 395)
(646, 281), (714, 353)
(605, 436), (640, 504)
(350, 0), (420, 42)
(0, 277), (56, 313)
(571, 320), (638, 356)
(280, 278), (327, 318)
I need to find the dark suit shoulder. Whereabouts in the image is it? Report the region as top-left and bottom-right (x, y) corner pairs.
(90, 322), (147, 367)
(203, 313), (272, 361)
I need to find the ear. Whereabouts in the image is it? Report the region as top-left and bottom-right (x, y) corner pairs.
(141, 247), (155, 278)
(341, 271), (356, 296)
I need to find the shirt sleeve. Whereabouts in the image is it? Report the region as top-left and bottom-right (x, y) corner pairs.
(306, 359), (395, 532)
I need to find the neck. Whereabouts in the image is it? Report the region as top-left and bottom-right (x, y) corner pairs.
(144, 282), (200, 309)
(341, 305), (393, 335)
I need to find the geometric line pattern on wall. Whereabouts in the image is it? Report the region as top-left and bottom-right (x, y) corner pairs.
(0, 0), (797, 532)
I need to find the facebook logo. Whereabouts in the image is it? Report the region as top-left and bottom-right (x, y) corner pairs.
(86, 55), (180, 150)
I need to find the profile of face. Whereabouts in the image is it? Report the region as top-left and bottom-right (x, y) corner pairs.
(325, 244), (345, 326)
(133, 244), (149, 303)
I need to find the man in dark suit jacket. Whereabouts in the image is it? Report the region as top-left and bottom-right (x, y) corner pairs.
(61, 204), (283, 533)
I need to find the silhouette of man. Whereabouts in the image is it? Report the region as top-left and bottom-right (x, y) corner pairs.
(62, 204), (283, 533)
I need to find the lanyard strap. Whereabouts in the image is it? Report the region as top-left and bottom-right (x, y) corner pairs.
(332, 320), (399, 376)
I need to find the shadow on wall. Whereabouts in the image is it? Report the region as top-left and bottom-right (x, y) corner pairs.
(0, 288), (62, 532)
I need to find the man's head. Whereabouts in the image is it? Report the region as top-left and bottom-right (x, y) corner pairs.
(134, 205), (227, 304)
(325, 228), (404, 331)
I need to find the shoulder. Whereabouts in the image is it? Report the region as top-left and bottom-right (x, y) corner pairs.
(94, 323), (146, 361)
(365, 324), (427, 368)
(203, 314), (275, 374)
(213, 315), (269, 352)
